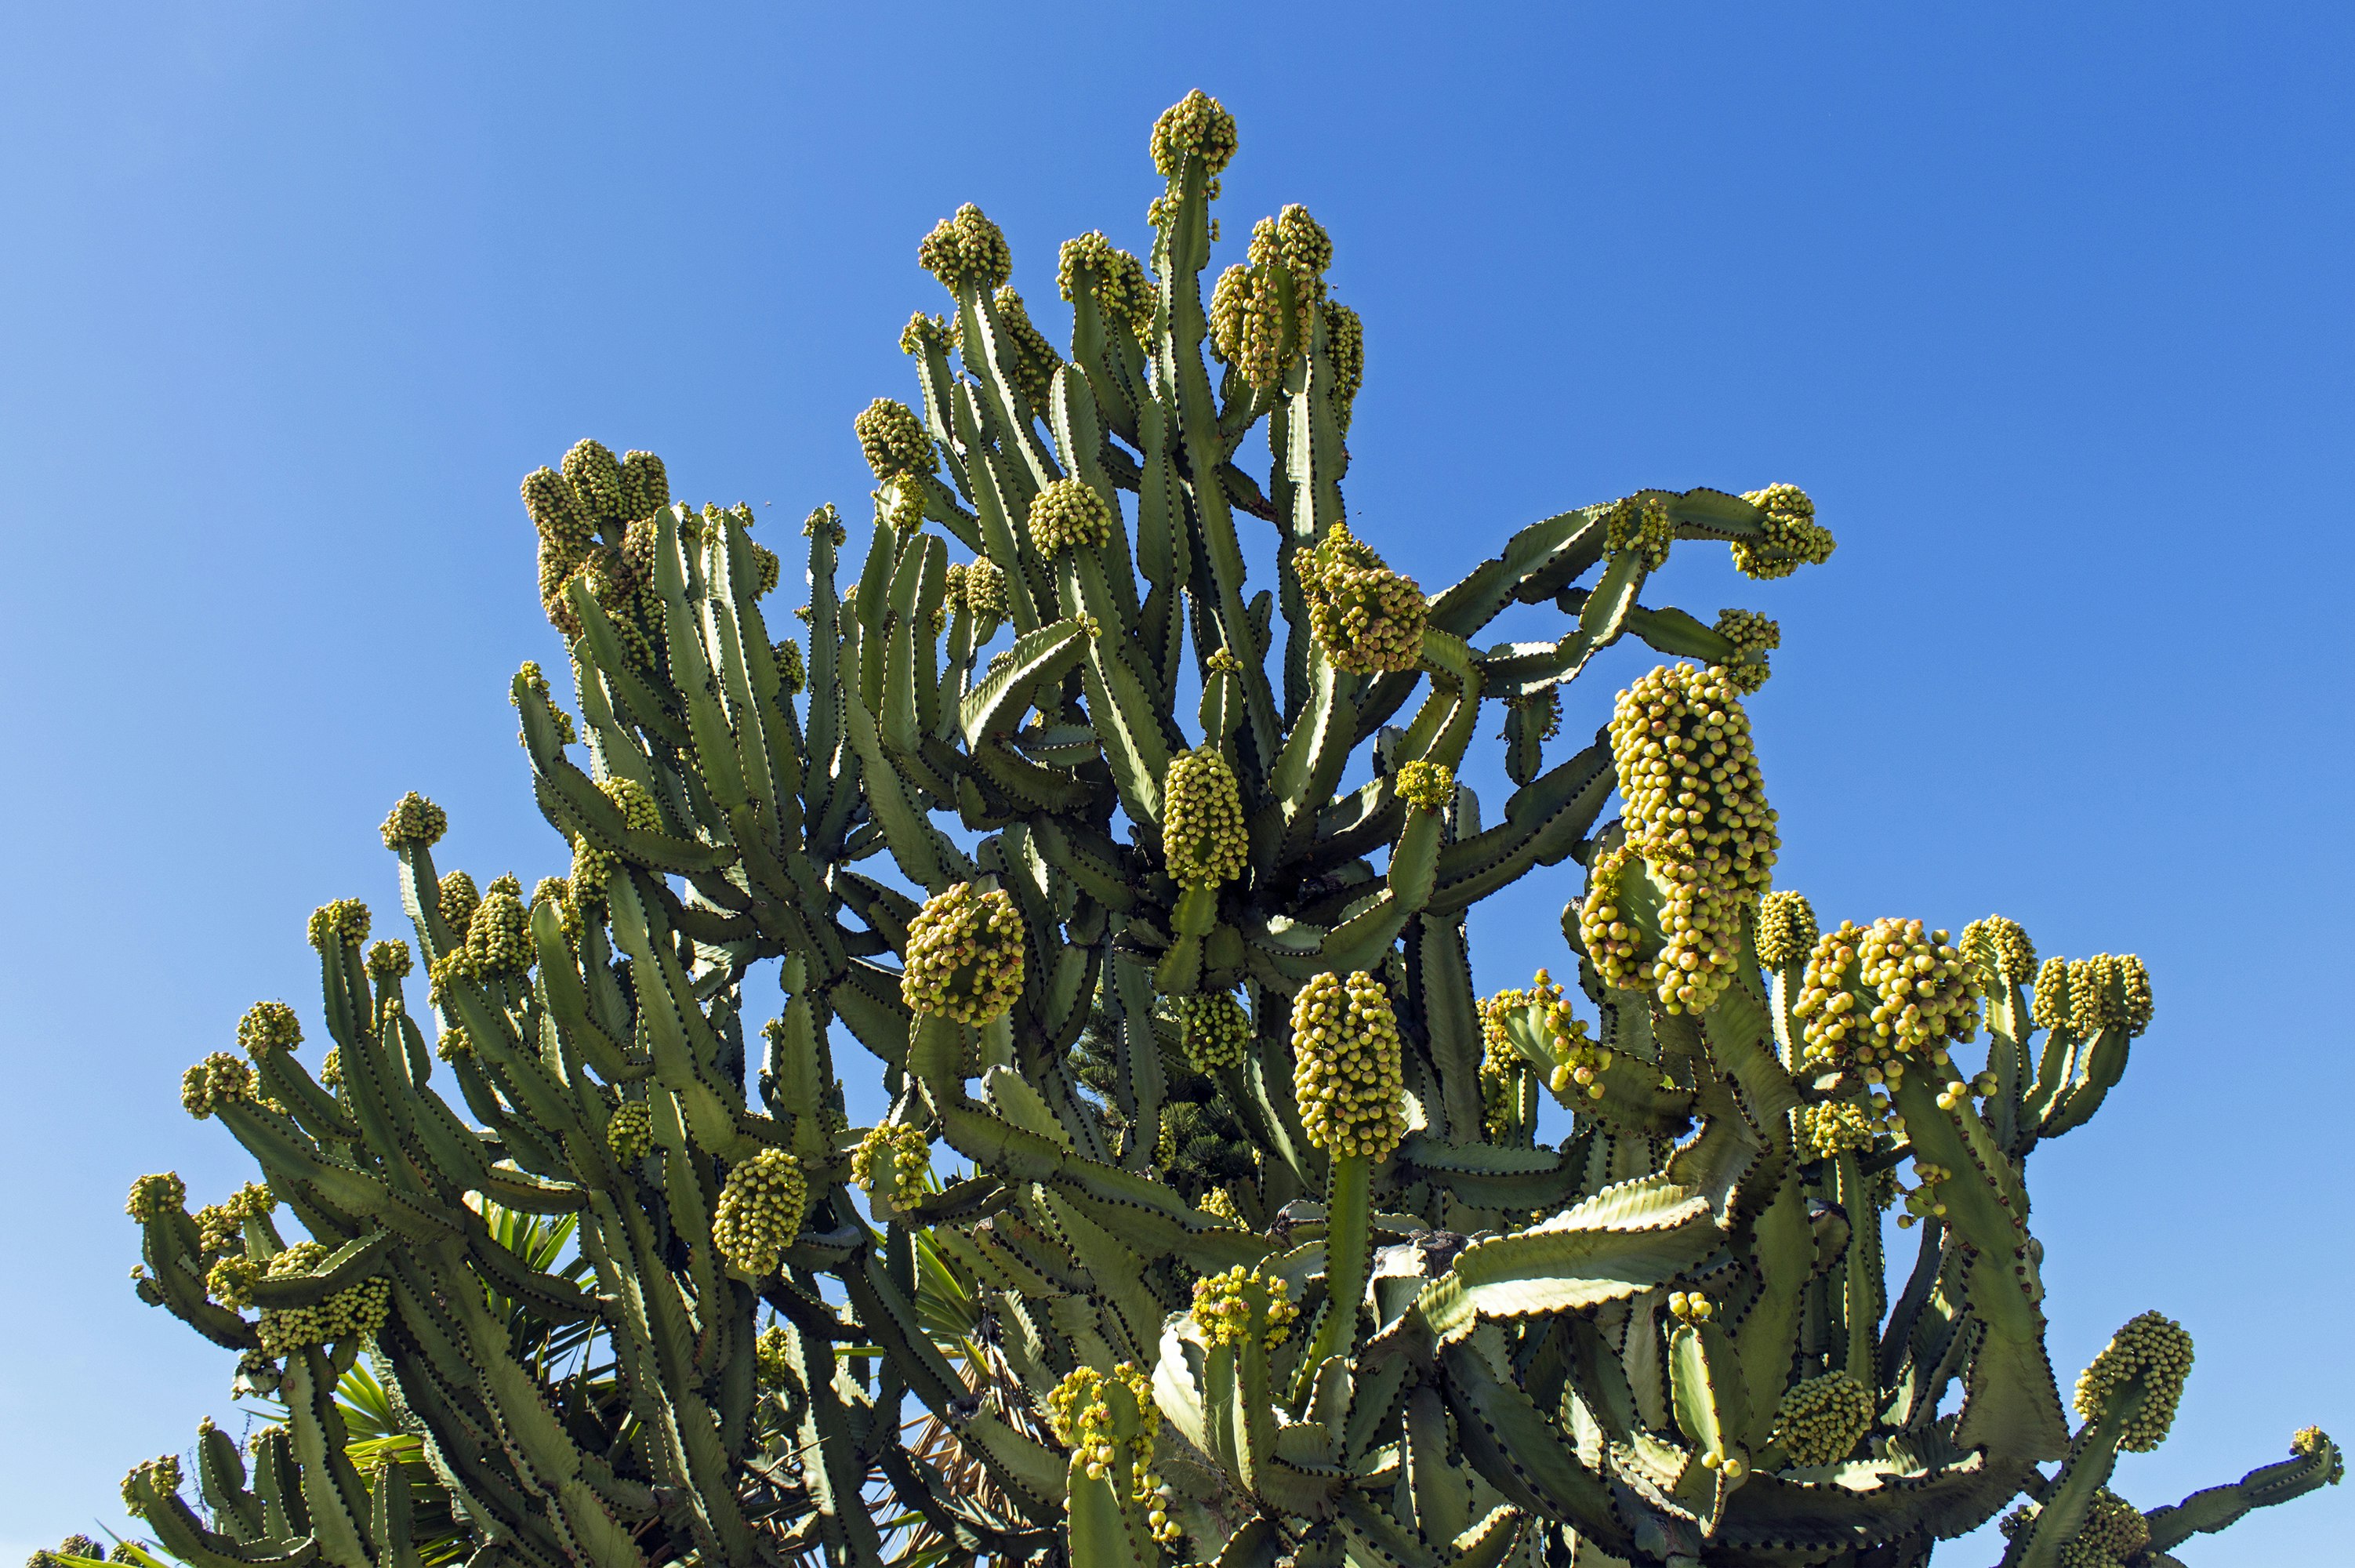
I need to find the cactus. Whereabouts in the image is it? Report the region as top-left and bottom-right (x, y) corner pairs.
(109, 89), (2336, 1568)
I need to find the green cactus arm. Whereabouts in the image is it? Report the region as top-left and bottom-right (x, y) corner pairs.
(1424, 738), (1612, 915)
(1439, 1340), (1627, 1548)
(2140, 1433), (2344, 1552)
(2001, 1376), (2148, 1568)
(2034, 1021), (2135, 1140)
(124, 1467), (322, 1568)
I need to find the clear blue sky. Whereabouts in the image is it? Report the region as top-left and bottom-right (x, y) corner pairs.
(2, 5), (2346, 1560)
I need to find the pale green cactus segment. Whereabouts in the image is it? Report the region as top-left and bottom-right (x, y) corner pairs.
(1290, 970), (1408, 1160)
(1603, 494), (1674, 572)
(1395, 758), (1453, 813)
(712, 1147), (807, 1279)
(2077, 1309), (2194, 1453)
(851, 1121), (930, 1204)
(1733, 483), (1837, 579)
(1755, 889), (1819, 968)
(1773, 1371), (1874, 1467)
(238, 1000), (303, 1058)
(1162, 747), (1246, 889)
(916, 201), (1012, 294)
(902, 881), (1026, 1025)
(379, 790), (448, 850)
(1301, 520), (1426, 674)
(1174, 992), (1250, 1071)
(1026, 477), (1116, 556)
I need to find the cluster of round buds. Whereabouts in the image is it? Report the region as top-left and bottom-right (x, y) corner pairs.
(1608, 663), (1780, 1013)
(1523, 971), (1611, 1099)
(712, 1149), (810, 1279)
(435, 1022), (470, 1062)
(1163, 747), (1247, 888)
(510, 661), (577, 747)
(125, 1172), (186, 1223)
(1300, 521), (1427, 674)
(2074, 1310), (2194, 1453)
(772, 636), (805, 695)
(1755, 891), (1819, 969)
(319, 1048), (343, 1091)
(1667, 1291), (1715, 1324)
(1150, 89), (1239, 180)
(572, 775), (662, 900)
(1290, 971), (1409, 1160)
(530, 878), (578, 945)
(1058, 232), (1155, 343)
(754, 1323), (793, 1389)
(1190, 1265), (1301, 1351)
(1325, 300), (1364, 431)
(1934, 1070), (2000, 1112)
(1395, 759), (1454, 813)
(1604, 495), (1675, 572)
(1733, 485), (1837, 580)
(379, 791), (448, 851)
(2056, 1489), (2152, 1567)
(119, 1454), (182, 1517)
(900, 310), (955, 359)
(365, 940), (412, 982)
(238, 1000), (302, 1059)
(1025, 477), (1116, 556)
(253, 1243), (393, 1356)
(992, 286), (1065, 408)
(1212, 206), (1332, 390)
(1711, 609), (1780, 695)
(916, 203), (1013, 294)
(31, 1534), (107, 1566)
(1794, 920), (1981, 1083)
(1772, 1372), (1874, 1467)
(902, 883), (1027, 1024)
(607, 1101), (654, 1165)
(852, 1122), (931, 1206)
(1199, 1187), (1243, 1225)
(1575, 843), (1648, 990)
(1959, 916), (2039, 992)
(1479, 1021), (1529, 1141)
(1895, 1161), (1952, 1229)
(438, 869), (480, 935)
(2066, 954), (2154, 1039)
(463, 877), (532, 978)
(945, 559), (1010, 627)
(183, 1052), (256, 1120)
(1047, 1363), (1179, 1543)
(1797, 1099), (1878, 1160)
(2291, 1426), (2345, 1483)
(307, 898), (371, 952)
(206, 1254), (262, 1310)
(854, 397), (933, 482)
(1174, 992), (1252, 1072)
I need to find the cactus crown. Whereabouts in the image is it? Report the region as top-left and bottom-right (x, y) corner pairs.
(711, 1148), (808, 1280)
(1603, 494), (1675, 572)
(1773, 1372), (1874, 1467)
(854, 397), (933, 481)
(306, 898), (371, 951)
(1173, 991), (1251, 1072)
(1394, 758), (1454, 813)
(1755, 889), (1819, 968)
(1961, 914), (2039, 989)
(851, 1122), (931, 1204)
(1290, 970), (1408, 1160)
(125, 1171), (185, 1222)
(238, 999), (303, 1058)
(1025, 477), (1116, 556)
(1733, 483), (1837, 579)
(916, 202), (1012, 294)
(379, 790), (448, 850)
(2076, 1309), (2194, 1453)
(1150, 89), (1238, 179)
(901, 882), (1026, 1025)
(1163, 747), (1247, 889)
(1300, 520), (1426, 673)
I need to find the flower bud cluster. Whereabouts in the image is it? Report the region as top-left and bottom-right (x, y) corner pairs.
(1895, 1161), (1951, 1229)
(1026, 477), (1116, 556)
(1199, 1188), (1243, 1225)
(1794, 920), (1981, 1083)
(1797, 1099), (1878, 1160)
(1301, 521), (1426, 674)
(182, 1053), (255, 1120)
(1604, 495), (1674, 572)
(1395, 759), (1453, 813)
(572, 775), (663, 901)
(1163, 747), (1247, 888)
(712, 1149), (809, 1279)
(1960, 916), (2038, 992)
(855, 398), (933, 482)
(319, 1048), (343, 1091)
(1712, 608), (1780, 695)
(1755, 891), (1819, 969)
(1058, 232), (1154, 343)
(916, 203), (1012, 294)
(366, 940), (412, 981)
(1325, 300), (1364, 431)
(463, 877), (532, 978)
(945, 559), (1010, 627)
(379, 791), (448, 850)
(2075, 1310), (2193, 1453)
(1150, 90), (1239, 180)
(1733, 485), (1837, 579)
(1575, 844), (1648, 991)
(238, 1000), (303, 1058)
(1190, 1265), (1301, 1351)
(252, 1241), (392, 1356)
(1290, 970), (1408, 1160)
(607, 1101), (654, 1165)
(772, 636), (805, 695)
(125, 1172), (186, 1223)
(438, 870), (479, 936)
(119, 1455), (182, 1518)
(307, 899), (372, 952)
(993, 286), (1065, 409)
(1773, 1371), (1874, 1466)
(1607, 663), (1780, 1013)
(2291, 1426), (2344, 1484)
(901, 883), (1027, 1024)
(901, 311), (955, 359)
(2063, 1490), (2152, 1567)
(853, 1122), (931, 1205)
(755, 1323), (793, 1389)
(1175, 992), (1252, 1072)
(1214, 206), (1332, 390)
(511, 661), (577, 747)
(1047, 1363), (1179, 1544)
(2069, 954), (2155, 1039)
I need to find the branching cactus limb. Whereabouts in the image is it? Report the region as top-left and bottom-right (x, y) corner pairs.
(110, 88), (2334, 1568)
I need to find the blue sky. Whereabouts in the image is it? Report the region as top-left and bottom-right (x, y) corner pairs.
(2, 4), (2347, 1560)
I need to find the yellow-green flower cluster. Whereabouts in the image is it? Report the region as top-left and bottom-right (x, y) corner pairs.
(1733, 485), (1837, 579)
(1712, 608), (1780, 695)
(1479, 1022), (1529, 1140)
(992, 286), (1064, 408)
(1058, 231), (1154, 343)
(1755, 891), (1819, 969)
(1603, 495), (1674, 572)
(1960, 916), (2038, 991)
(182, 1052), (255, 1120)
(438, 869), (480, 936)
(712, 1148), (809, 1279)
(1493, 971), (1610, 1102)
(1026, 477), (1116, 556)
(1325, 300), (1364, 431)
(755, 1323), (793, 1389)
(1163, 747), (1247, 888)
(510, 660), (577, 747)
(205, 1254), (262, 1310)
(607, 1101), (654, 1165)
(238, 1000), (302, 1058)
(1895, 1160), (1951, 1229)
(901, 882), (1027, 1025)
(1395, 759), (1453, 813)
(916, 202), (1012, 294)
(945, 559), (1010, 627)
(2055, 1489), (2151, 1568)
(521, 441), (667, 637)
(435, 1021), (470, 1062)
(854, 397), (932, 481)
(1607, 663), (1780, 1013)
(572, 775), (662, 900)
(307, 898), (371, 952)
(1175, 993), (1252, 1072)
(1290, 970), (1408, 1160)
(771, 635), (806, 695)
(318, 1047), (343, 1090)
(1199, 1188), (1243, 1225)
(901, 310), (955, 358)
(125, 1172), (186, 1223)
(853, 1122), (931, 1205)
(1150, 89), (1239, 180)
(1794, 920), (1980, 1084)
(379, 790), (448, 850)
(119, 1455), (182, 1518)
(1190, 1265), (1301, 1351)
(2291, 1426), (2344, 1484)
(1212, 206), (1331, 389)
(463, 877), (531, 978)
(2066, 953), (2154, 1039)
(366, 939), (412, 981)
(1300, 521), (1426, 674)
(1797, 1099), (1878, 1160)
(252, 1242), (392, 1356)
(1047, 1363), (1178, 1543)
(1773, 1371), (1874, 1466)
(2074, 1310), (2193, 1453)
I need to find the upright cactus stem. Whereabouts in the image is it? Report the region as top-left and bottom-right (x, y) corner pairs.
(107, 88), (2329, 1568)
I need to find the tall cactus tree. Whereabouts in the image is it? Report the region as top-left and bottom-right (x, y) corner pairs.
(113, 91), (2338, 1568)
